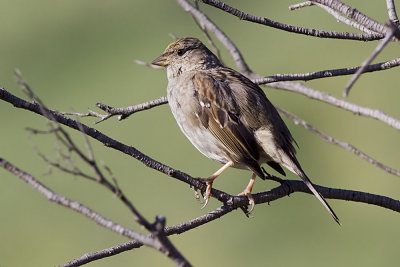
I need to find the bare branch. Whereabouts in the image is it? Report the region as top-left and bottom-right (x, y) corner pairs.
(189, 4), (224, 63)
(0, 158), (191, 267)
(289, 1), (314, 10)
(2, 88), (400, 211)
(312, 0), (386, 34)
(277, 108), (400, 177)
(95, 96), (168, 122)
(386, 0), (399, 23)
(266, 82), (400, 131)
(60, 97), (168, 123)
(60, 205), (233, 267)
(59, 110), (111, 121)
(290, 1), (381, 35)
(198, 0), (384, 41)
(344, 25), (395, 96)
(59, 180), (400, 266)
(252, 57), (400, 84)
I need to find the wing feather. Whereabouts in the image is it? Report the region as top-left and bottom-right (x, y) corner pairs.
(192, 73), (265, 179)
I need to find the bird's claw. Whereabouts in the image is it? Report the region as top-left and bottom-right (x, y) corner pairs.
(201, 180), (213, 209)
(238, 191), (255, 214)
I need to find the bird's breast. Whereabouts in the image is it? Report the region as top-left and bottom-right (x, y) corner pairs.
(166, 77), (232, 164)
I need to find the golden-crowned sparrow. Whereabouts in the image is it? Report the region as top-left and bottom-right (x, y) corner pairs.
(152, 37), (339, 224)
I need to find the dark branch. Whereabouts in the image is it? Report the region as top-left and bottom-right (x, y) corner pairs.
(199, 0), (384, 41)
(253, 58), (400, 84)
(59, 180), (400, 266)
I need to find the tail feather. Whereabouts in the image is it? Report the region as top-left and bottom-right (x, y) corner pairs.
(280, 152), (341, 224)
(298, 171), (341, 225)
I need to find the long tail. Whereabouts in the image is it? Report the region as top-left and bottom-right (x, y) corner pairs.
(280, 152), (341, 225)
(297, 170), (341, 225)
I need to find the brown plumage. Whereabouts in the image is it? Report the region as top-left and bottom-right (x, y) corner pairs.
(152, 37), (340, 224)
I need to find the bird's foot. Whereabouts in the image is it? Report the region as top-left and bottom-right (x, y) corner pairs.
(200, 178), (214, 209)
(238, 189), (255, 214)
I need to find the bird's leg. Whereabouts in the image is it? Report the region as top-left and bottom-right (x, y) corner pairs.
(201, 161), (233, 209)
(238, 173), (257, 213)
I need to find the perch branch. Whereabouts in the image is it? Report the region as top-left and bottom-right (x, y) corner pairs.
(1, 87), (400, 211)
(58, 179), (400, 266)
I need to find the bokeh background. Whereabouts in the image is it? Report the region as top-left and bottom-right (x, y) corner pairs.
(1, 0), (399, 266)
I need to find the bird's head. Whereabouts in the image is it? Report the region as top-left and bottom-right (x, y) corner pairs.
(152, 37), (221, 75)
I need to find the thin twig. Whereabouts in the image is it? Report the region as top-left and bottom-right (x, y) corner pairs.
(386, 0), (399, 23)
(62, 96), (168, 123)
(277, 107), (400, 177)
(189, 2), (224, 62)
(312, 0), (386, 34)
(267, 82), (400, 131)
(289, 1), (313, 10)
(95, 96), (168, 122)
(343, 25), (395, 97)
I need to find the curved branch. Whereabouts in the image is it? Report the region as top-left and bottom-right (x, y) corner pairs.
(290, 2), (382, 35)
(198, 0), (384, 41)
(312, 0), (386, 34)
(60, 180), (400, 266)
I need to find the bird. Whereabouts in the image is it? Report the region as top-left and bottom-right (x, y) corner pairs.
(151, 37), (340, 224)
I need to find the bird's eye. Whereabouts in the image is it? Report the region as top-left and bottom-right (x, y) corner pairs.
(177, 49), (185, 56)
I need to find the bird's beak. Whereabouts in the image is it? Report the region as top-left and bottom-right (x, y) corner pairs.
(151, 53), (169, 67)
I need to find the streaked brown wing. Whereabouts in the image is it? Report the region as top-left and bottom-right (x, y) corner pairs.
(192, 72), (265, 179)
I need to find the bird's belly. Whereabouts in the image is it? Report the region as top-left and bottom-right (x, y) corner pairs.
(181, 121), (231, 164)
(167, 88), (231, 165)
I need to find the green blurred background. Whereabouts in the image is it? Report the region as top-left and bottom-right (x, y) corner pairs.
(1, 0), (399, 266)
